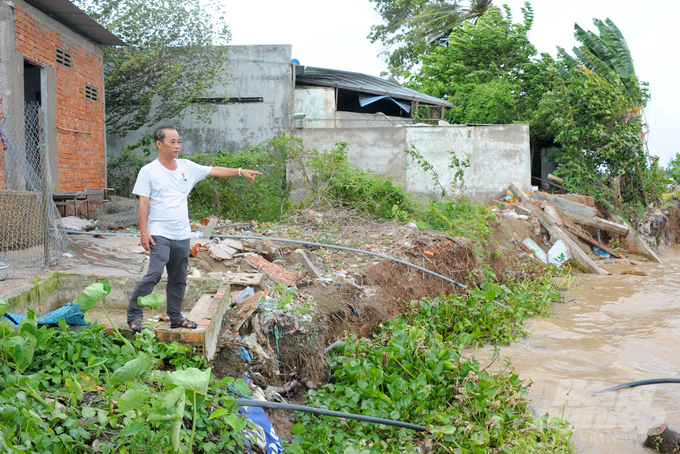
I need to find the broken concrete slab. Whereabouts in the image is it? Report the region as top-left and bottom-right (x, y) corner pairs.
(187, 294), (215, 322)
(510, 182), (605, 275)
(245, 254), (297, 287)
(556, 208), (629, 236)
(207, 271), (263, 286)
(209, 242), (238, 260)
(154, 284), (231, 360)
(219, 239), (244, 251)
(200, 216), (219, 239)
(295, 248), (325, 280)
(609, 213), (663, 264)
(513, 204), (533, 217)
(543, 205), (563, 226)
(559, 194), (596, 208)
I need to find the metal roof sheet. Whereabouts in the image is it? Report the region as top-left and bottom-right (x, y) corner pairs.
(295, 66), (453, 108)
(25, 0), (126, 46)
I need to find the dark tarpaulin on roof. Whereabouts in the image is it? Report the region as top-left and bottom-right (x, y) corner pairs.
(295, 66), (453, 108)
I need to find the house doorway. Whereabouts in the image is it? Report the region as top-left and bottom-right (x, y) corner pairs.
(23, 60), (43, 188)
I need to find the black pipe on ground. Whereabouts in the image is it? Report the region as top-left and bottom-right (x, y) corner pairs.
(65, 230), (467, 289)
(599, 378), (680, 393)
(213, 234), (466, 288)
(235, 399), (426, 432)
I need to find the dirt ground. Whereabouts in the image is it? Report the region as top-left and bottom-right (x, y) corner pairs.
(200, 207), (548, 441)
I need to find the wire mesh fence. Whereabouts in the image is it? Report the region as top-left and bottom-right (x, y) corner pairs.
(0, 102), (68, 280)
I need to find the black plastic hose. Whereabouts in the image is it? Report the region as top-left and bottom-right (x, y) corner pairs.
(235, 399), (426, 432)
(215, 234), (466, 289)
(65, 230), (467, 288)
(599, 378), (680, 393)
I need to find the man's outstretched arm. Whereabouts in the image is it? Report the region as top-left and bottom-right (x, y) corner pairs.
(209, 167), (262, 180)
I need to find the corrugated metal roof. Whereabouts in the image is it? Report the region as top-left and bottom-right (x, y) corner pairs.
(295, 66), (453, 108)
(25, 0), (126, 46)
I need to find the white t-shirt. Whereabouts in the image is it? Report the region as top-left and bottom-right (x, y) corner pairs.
(132, 159), (212, 240)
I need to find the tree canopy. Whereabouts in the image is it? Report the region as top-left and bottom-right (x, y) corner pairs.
(385, 1), (659, 206)
(73, 0), (231, 135)
(409, 3), (543, 124)
(368, 0), (494, 77)
(535, 19), (653, 205)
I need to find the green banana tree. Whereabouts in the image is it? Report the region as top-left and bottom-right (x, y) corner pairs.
(566, 18), (648, 107)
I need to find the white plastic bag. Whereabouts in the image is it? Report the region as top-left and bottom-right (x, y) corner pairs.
(547, 240), (572, 267)
(522, 238), (547, 264)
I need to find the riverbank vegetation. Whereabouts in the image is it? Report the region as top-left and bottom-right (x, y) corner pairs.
(0, 285), (251, 453)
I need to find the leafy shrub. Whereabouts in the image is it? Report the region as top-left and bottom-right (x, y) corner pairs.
(290, 283), (572, 453)
(306, 142), (419, 221)
(186, 135), (302, 221)
(107, 135), (303, 222)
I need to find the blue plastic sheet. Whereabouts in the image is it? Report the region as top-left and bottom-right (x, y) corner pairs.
(240, 405), (284, 454)
(236, 286), (256, 304)
(2, 302), (86, 326)
(358, 95), (411, 113)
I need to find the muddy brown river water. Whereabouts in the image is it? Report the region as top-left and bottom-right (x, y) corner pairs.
(476, 245), (680, 453)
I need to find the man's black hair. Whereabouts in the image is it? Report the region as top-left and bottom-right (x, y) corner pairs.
(154, 125), (177, 144)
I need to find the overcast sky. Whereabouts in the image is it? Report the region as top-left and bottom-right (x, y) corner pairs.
(227, 0), (678, 165)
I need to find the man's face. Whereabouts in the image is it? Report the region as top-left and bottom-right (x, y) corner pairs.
(156, 129), (181, 159)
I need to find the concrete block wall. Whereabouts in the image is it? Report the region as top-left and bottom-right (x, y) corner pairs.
(107, 45), (294, 157)
(294, 124), (531, 203)
(2, 1), (106, 192)
(405, 124), (531, 201)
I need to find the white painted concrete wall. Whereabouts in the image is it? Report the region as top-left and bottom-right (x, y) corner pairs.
(294, 124), (530, 202)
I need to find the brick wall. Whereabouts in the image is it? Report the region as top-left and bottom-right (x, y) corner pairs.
(14, 5), (105, 192)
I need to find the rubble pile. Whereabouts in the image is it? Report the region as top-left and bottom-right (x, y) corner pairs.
(177, 214), (478, 400)
(493, 182), (663, 275)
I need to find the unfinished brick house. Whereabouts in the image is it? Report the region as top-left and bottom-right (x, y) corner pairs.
(0, 0), (123, 198)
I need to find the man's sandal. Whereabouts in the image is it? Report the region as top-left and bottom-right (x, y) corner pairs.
(128, 318), (146, 334)
(171, 317), (198, 330)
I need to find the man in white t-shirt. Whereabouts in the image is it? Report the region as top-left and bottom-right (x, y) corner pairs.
(127, 125), (262, 333)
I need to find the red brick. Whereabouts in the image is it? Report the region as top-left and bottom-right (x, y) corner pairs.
(13, 6), (105, 192)
(245, 254), (297, 286)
